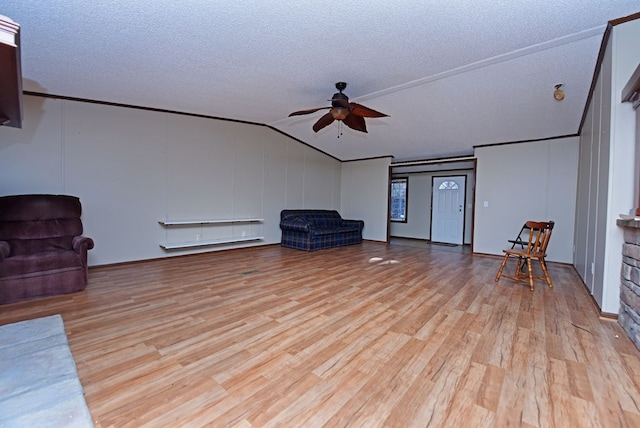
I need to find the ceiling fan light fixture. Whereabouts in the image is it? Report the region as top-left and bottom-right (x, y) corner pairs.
(330, 106), (349, 120)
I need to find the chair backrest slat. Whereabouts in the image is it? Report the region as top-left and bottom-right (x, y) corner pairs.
(523, 220), (554, 256)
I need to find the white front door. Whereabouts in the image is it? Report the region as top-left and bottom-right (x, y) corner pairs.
(431, 176), (465, 245)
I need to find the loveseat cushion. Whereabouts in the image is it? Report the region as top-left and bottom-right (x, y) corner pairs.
(0, 218), (82, 240)
(0, 251), (82, 278)
(6, 236), (75, 257)
(280, 210), (345, 229)
(312, 227), (361, 236)
(0, 194), (81, 221)
(305, 213), (343, 228)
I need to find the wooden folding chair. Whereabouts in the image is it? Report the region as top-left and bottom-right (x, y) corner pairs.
(495, 221), (554, 291)
(509, 222), (531, 271)
(509, 223), (530, 250)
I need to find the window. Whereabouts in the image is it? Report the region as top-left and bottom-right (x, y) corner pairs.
(438, 180), (459, 190)
(390, 178), (408, 222)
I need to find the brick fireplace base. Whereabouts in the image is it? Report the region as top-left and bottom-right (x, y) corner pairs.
(618, 217), (640, 350)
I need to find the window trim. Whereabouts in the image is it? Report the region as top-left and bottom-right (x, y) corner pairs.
(390, 177), (408, 223)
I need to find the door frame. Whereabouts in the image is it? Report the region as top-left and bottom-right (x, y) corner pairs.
(387, 158), (477, 252)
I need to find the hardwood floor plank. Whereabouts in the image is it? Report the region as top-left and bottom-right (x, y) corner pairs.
(547, 357), (577, 428)
(266, 369), (370, 428)
(521, 329), (551, 427)
(566, 359), (595, 402)
(495, 371), (528, 427)
(431, 361), (488, 427)
(476, 363), (506, 413)
(324, 336), (429, 427)
(395, 330), (481, 427)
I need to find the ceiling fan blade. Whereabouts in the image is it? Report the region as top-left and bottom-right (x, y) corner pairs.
(349, 103), (388, 118)
(289, 106), (330, 117)
(342, 114), (367, 133)
(312, 112), (335, 132)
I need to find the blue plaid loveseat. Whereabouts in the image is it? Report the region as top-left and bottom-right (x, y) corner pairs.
(280, 209), (364, 251)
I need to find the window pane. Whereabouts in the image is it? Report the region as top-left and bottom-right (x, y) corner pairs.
(438, 180), (459, 190)
(390, 178), (407, 222)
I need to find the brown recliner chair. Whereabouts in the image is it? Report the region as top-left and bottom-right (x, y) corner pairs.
(0, 194), (94, 304)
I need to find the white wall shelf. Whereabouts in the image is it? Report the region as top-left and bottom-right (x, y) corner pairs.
(159, 218), (264, 250)
(160, 236), (264, 250)
(158, 218), (263, 226)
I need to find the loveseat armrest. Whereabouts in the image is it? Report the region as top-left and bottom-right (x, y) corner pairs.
(0, 241), (9, 261)
(72, 236), (95, 253)
(280, 216), (312, 233)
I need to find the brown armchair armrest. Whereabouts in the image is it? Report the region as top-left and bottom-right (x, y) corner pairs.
(0, 241), (9, 261)
(72, 236), (95, 253)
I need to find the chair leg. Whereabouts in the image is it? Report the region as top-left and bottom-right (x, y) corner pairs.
(539, 257), (552, 288)
(526, 257), (534, 291)
(520, 259), (527, 272)
(495, 254), (509, 282)
(514, 256), (522, 280)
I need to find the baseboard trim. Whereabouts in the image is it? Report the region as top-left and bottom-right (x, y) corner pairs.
(364, 239), (387, 245)
(569, 265), (618, 320)
(89, 243), (282, 270)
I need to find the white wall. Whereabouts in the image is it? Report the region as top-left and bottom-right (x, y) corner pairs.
(340, 157), (392, 242)
(0, 95), (342, 265)
(474, 137), (579, 263)
(576, 18), (640, 314)
(390, 169), (474, 244)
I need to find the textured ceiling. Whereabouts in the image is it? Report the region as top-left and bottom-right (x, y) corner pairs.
(3, 1), (640, 161)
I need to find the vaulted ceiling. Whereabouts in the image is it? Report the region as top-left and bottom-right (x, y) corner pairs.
(4, 1), (640, 161)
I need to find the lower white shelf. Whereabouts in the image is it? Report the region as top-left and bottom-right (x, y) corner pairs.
(160, 236), (264, 250)
(158, 218), (263, 226)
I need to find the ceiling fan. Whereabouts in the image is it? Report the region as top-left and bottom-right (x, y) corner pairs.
(289, 82), (388, 133)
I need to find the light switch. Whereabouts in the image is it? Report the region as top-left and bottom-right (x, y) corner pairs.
(483, 201), (489, 208)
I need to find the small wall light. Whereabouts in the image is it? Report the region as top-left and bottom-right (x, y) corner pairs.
(553, 84), (565, 101)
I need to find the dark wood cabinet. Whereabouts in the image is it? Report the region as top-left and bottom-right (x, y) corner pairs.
(0, 15), (22, 128)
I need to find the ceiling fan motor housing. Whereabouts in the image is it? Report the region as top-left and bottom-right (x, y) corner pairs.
(331, 92), (349, 107)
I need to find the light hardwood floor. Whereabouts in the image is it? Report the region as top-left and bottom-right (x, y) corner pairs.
(1, 243), (640, 427)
